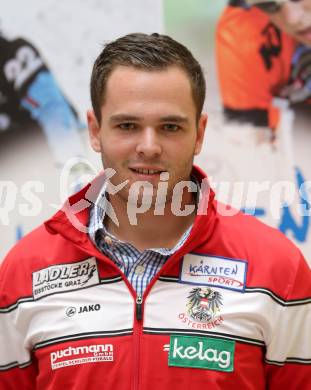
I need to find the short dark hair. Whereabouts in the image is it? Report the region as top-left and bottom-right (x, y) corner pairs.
(90, 33), (206, 123)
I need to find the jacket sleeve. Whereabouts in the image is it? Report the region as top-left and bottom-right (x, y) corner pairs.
(0, 257), (37, 389)
(264, 253), (311, 388)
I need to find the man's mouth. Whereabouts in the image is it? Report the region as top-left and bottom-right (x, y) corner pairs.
(130, 167), (165, 175)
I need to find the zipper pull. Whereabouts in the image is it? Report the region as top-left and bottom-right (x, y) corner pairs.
(136, 294), (143, 321)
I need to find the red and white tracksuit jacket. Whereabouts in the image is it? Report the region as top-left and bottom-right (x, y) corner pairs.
(0, 167), (310, 389)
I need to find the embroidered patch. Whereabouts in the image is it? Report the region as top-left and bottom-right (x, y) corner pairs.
(168, 335), (235, 372)
(32, 258), (99, 299)
(50, 344), (113, 370)
(178, 286), (224, 330)
(180, 254), (247, 292)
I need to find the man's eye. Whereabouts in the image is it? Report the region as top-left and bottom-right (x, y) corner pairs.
(118, 123), (136, 130)
(163, 123), (180, 132)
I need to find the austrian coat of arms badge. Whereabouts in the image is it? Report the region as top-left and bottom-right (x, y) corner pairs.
(186, 287), (223, 323)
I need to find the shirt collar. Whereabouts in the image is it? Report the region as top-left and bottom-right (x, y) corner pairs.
(89, 174), (201, 253)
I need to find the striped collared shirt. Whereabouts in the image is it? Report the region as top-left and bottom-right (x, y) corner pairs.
(88, 177), (199, 296)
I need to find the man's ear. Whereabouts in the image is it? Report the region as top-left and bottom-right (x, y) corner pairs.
(194, 113), (208, 155)
(87, 110), (101, 153)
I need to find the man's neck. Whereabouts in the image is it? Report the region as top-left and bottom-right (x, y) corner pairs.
(105, 192), (196, 252)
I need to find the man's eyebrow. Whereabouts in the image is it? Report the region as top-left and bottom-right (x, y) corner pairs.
(109, 114), (141, 123)
(159, 115), (189, 123)
(109, 114), (190, 124)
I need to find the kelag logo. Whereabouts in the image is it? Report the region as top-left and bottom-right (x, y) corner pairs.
(168, 335), (235, 372)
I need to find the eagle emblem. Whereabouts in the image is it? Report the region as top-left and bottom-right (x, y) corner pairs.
(186, 287), (223, 323)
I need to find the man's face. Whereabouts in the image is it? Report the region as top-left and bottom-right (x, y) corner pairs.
(88, 65), (207, 208)
(265, 0), (311, 46)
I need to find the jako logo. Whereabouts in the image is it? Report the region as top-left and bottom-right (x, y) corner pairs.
(78, 304), (101, 314)
(168, 335), (235, 372)
(66, 304), (101, 317)
(66, 307), (76, 317)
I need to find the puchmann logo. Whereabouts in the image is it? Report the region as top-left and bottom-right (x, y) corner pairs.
(50, 344), (113, 370)
(168, 335), (235, 372)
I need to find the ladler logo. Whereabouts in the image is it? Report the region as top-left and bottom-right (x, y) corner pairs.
(168, 335), (235, 372)
(32, 258), (99, 299)
(50, 344), (113, 370)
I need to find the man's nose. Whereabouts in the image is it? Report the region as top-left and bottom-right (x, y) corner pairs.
(281, 2), (305, 28)
(135, 127), (162, 158)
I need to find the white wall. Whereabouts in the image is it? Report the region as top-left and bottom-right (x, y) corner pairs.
(2, 0), (163, 115)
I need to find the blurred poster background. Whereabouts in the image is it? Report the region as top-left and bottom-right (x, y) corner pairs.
(164, 0), (311, 265)
(0, 0), (163, 259)
(1, 0), (310, 266)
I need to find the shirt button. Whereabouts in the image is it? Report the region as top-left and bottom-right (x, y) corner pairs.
(104, 236), (113, 245)
(135, 265), (145, 275)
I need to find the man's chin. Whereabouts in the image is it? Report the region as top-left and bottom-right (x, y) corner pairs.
(127, 188), (157, 207)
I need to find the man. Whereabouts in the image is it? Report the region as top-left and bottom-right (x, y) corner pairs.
(216, 0), (311, 129)
(0, 33), (310, 389)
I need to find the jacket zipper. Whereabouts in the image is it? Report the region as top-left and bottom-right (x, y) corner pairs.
(133, 293), (143, 390)
(136, 294), (143, 321)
